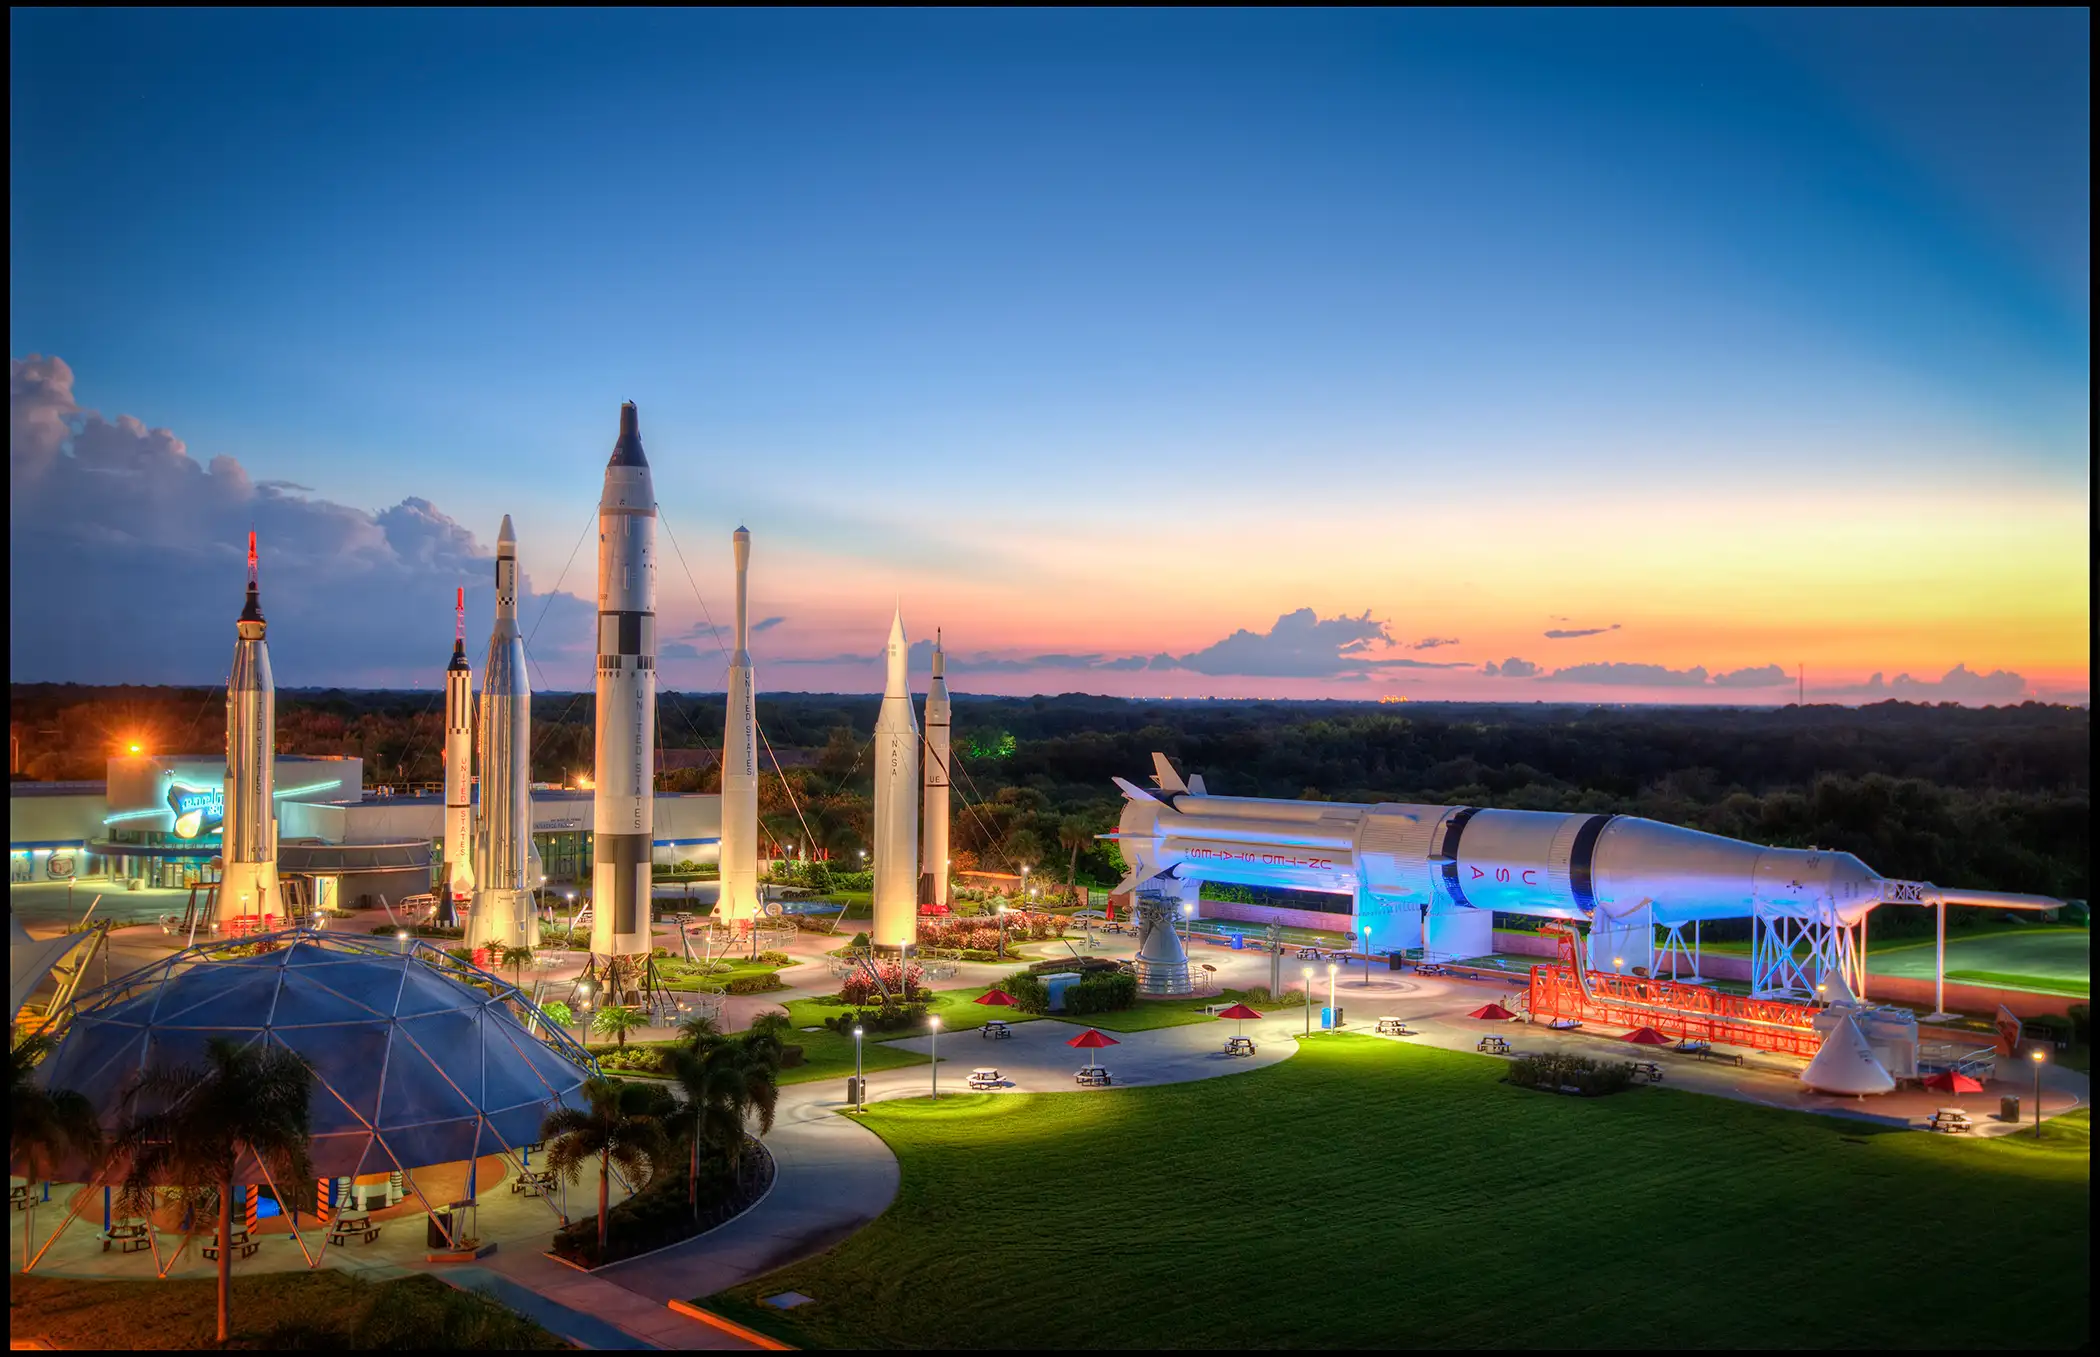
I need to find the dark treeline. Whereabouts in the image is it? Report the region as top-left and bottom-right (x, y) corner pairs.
(11, 686), (2089, 912)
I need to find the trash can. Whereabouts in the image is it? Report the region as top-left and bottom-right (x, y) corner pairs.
(1388, 952), (1405, 971)
(1230, 933), (1245, 951)
(846, 1076), (865, 1107)
(1321, 1006), (1345, 1030)
(2001, 1095), (2021, 1122)
(426, 1202), (465, 1249)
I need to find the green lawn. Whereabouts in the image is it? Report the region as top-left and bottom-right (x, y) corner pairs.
(1947, 969), (2089, 998)
(1070, 997), (1234, 1033)
(710, 1036), (2091, 1350)
(8, 1270), (565, 1350)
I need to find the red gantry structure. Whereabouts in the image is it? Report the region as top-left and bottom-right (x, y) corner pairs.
(1526, 925), (1822, 1057)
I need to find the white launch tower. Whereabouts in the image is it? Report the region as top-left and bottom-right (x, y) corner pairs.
(870, 611), (920, 950)
(215, 532), (280, 928)
(718, 527), (762, 923)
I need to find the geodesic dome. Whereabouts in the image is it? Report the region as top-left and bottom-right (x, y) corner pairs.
(37, 933), (592, 1178)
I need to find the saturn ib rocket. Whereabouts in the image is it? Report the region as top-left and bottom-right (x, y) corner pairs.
(871, 611), (920, 950)
(442, 588), (475, 922)
(590, 403), (657, 958)
(469, 516), (536, 950)
(215, 532), (280, 927)
(920, 632), (950, 908)
(718, 527), (761, 923)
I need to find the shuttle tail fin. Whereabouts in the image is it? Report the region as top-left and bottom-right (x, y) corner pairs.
(1150, 753), (1188, 795)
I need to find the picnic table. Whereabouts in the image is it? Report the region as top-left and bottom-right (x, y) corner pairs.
(1477, 1035), (1511, 1054)
(980, 1020), (1012, 1040)
(1546, 1018), (1582, 1031)
(327, 1214), (381, 1246)
(967, 1067), (1004, 1090)
(1416, 963), (1450, 976)
(1224, 1035), (1258, 1057)
(1630, 1061), (1664, 1083)
(1074, 1067), (1113, 1087)
(102, 1220), (150, 1254)
(1375, 1016), (1413, 1036)
(203, 1227), (261, 1262)
(1927, 1107), (1973, 1134)
(8, 1185), (27, 1212)
(511, 1169), (556, 1196)
(1674, 1040), (1745, 1067)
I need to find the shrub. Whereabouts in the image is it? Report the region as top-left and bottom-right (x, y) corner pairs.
(593, 1046), (672, 1076)
(821, 1003), (930, 1034)
(2023, 1013), (2073, 1046)
(1001, 973), (1051, 1014)
(1226, 986), (1305, 1008)
(2068, 1003), (2090, 1045)
(369, 924), (465, 940)
(1064, 971), (1138, 1016)
(724, 973), (786, 995)
(756, 950), (793, 967)
(1506, 1053), (1638, 1096)
(839, 961), (927, 1005)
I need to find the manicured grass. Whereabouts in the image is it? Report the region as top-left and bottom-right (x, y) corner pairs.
(8, 1270), (566, 1350)
(710, 1036), (2091, 1350)
(1070, 998), (1230, 1032)
(1947, 969), (2088, 998)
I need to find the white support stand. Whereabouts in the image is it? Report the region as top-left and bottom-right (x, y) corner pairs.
(1923, 889), (1958, 1022)
(1752, 903), (1863, 1000)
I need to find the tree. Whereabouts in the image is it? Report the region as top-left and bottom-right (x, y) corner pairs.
(112, 1038), (313, 1345)
(669, 1015), (784, 1212)
(10, 1034), (103, 1274)
(498, 945), (535, 990)
(540, 1077), (669, 1256)
(1059, 817), (1091, 903)
(592, 1004), (647, 1048)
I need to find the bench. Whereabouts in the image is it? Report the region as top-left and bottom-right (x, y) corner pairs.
(103, 1221), (151, 1254)
(1375, 1017), (1413, 1036)
(967, 1068), (1004, 1090)
(1074, 1067), (1112, 1087)
(203, 1228), (261, 1262)
(511, 1170), (556, 1196)
(327, 1215), (381, 1246)
(1224, 1036), (1257, 1057)
(1477, 1036), (1511, 1054)
(980, 1022), (1012, 1040)
(1630, 1061), (1664, 1083)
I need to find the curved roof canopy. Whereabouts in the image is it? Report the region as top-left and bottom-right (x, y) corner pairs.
(38, 933), (591, 1178)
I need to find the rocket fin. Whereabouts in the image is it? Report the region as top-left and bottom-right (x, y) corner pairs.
(1187, 774), (1208, 796)
(1113, 776), (1158, 803)
(1150, 753), (1188, 795)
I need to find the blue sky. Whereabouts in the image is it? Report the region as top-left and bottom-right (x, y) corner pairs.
(9, 9), (2089, 701)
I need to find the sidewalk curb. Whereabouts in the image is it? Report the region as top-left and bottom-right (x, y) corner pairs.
(667, 1298), (796, 1350)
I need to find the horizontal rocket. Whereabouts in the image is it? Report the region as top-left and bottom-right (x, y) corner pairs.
(1111, 754), (2058, 927)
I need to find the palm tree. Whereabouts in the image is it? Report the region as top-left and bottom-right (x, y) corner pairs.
(676, 1012), (722, 1044)
(10, 1034), (103, 1274)
(112, 1038), (313, 1345)
(499, 944), (535, 990)
(592, 1004), (647, 1048)
(1059, 817), (1091, 904)
(669, 1022), (781, 1213)
(540, 1077), (669, 1256)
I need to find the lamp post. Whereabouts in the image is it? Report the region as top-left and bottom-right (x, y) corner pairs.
(929, 1016), (942, 1100)
(1361, 924), (1373, 987)
(574, 981), (592, 1047)
(1181, 901), (1194, 950)
(1327, 962), (1338, 1028)
(853, 1025), (864, 1111)
(1303, 966), (1314, 1035)
(997, 904), (1009, 958)
(2030, 1047), (2046, 1138)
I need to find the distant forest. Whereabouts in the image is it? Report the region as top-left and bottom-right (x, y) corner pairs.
(11, 686), (2090, 925)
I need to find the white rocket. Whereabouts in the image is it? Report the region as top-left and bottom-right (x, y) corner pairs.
(920, 631), (950, 908)
(442, 587), (476, 919)
(215, 531), (280, 927)
(590, 402), (657, 958)
(468, 515), (535, 950)
(871, 610), (920, 950)
(718, 526), (761, 923)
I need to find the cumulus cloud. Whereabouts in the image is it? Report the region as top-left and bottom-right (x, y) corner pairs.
(1544, 624), (1621, 639)
(1145, 608), (1467, 678)
(1711, 664), (1790, 688)
(1819, 664), (2030, 702)
(1543, 662), (1710, 686)
(1411, 637), (1460, 650)
(9, 354), (596, 686)
(1483, 657), (1541, 678)
(752, 615), (787, 633)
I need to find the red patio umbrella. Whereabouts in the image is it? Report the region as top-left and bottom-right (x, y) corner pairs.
(1215, 1002), (1263, 1039)
(1468, 1002), (1516, 1020)
(1065, 1027), (1120, 1071)
(1922, 1069), (1985, 1094)
(1622, 1026), (1673, 1045)
(975, 989), (1018, 1008)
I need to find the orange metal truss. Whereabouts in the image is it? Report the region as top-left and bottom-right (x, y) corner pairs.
(1527, 925), (1821, 1057)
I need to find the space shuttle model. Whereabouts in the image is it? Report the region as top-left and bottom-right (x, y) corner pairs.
(920, 632), (951, 908)
(870, 611), (920, 950)
(1112, 754), (2058, 982)
(442, 588), (476, 921)
(717, 527), (761, 923)
(468, 516), (536, 950)
(215, 532), (280, 927)
(590, 403), (658, 958)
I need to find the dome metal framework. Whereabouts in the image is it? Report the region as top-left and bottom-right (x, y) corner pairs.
(36, 930), (595, 1180)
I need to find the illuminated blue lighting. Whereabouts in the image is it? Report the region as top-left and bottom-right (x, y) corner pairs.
(102, 808), (167, 826)
(275, 779), (343, 799)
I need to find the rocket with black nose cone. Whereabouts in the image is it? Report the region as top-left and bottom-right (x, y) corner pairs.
(442, 588), (475, 920)
(215, 532), (280, 927)
(469, 516), (535, 950)
(591, 403), (658, 958)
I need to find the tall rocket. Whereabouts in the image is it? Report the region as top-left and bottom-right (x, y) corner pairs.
(469, 516), (535, 950)
(920, 631), (950, 908)
(718, 526), (761, 923)
(215, 532), (279, 927)
(590, 402), (657, 958)
(442, 587), (476, 920)
(871, 610), (920, 950)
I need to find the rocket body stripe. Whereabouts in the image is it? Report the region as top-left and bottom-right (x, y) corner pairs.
(591, 403), (657, 957)
(719, 527), (761, 922)
(871, 611), (920, 948)
(468, 515), (535, 949)
(216, 539), (279, 924)
(921, 637), (950, 907)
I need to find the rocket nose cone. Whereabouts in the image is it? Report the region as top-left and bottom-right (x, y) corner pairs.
(734, 525), (750, 540)
(610, 401), (648, 468)
(498, 514), (516, 546)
